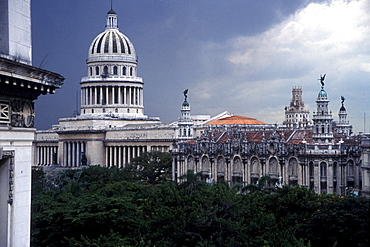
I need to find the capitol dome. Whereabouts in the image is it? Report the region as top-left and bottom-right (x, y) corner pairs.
(87, 9), (137, 64)
(80, 8), (147, 119)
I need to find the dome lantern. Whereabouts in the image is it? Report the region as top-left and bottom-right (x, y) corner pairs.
(106, 8), (118, 29)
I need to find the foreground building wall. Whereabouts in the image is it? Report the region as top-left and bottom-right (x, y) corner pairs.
(0, 1), (64, 246)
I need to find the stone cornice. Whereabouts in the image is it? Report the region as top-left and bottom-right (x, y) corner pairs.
(0, 56), (64, 90)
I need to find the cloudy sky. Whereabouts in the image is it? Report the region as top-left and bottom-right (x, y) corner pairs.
(32, 0), (370, 133)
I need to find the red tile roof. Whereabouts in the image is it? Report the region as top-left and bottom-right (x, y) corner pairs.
(205, 115), (266, 125)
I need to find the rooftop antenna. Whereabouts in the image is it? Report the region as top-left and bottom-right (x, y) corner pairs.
(39, 53), (48, 68)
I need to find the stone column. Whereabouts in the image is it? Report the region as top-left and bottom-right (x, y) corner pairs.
(105, 146), (108, 167)
(127, 146), (131, 164)
(118, 86), (122, 104)
(106, 86), (109, 105)
(109, 146), (113, 167)
(123, 87), (127, 105)
(112, 86), (116, 105)
(128, 87), (132, 106)
(140, 88), (143, 106)
(94, 87), (97, 105)
(118, 146), (122, 168)
(77, 142), (81, 167)
(100, 86), (103, 105)
(71, 142), (76, 167)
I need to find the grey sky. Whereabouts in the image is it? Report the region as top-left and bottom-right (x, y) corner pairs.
(32, 0), (370, 133)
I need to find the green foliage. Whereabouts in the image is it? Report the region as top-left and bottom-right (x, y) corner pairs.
(32, 160), (370, 247)
(124, 151), (172, 184)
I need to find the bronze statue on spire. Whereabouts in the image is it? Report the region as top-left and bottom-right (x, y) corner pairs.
(341, 95), (345, 104)
(318, 74), (326, 86)
(183, 89), (188, 102)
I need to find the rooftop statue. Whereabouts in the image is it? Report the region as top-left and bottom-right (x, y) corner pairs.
(183, 89), (188, 101)
(318, 74), (326, 86)
(341, 95), (345, 104)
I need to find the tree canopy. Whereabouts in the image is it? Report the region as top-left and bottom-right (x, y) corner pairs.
(32, 152), (370, 247)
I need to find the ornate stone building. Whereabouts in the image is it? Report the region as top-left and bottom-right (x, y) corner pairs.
(172, 80), (367, 196)
(283, 86), (310, 128)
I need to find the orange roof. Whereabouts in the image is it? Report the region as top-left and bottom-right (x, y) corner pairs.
(205, 115), (266, 125)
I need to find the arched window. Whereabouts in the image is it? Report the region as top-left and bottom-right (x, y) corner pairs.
(113, 66), (118, 75)
(251, 157), (259, 175)
(348, 160), (354, 176)
(103, 66), (108, 75)
(309, 162), (314, 177)
(187, 156), (194, 171)
(333, 162), (337, 178)
(320, 162), (327, 177)
(90, 67), (92, 76)
(217, 157), (224, 173)
(95, 66), (99, 75)
(233, 157), (242, 173)
(130, 67), (133, 76)
(123, 66), (126, 75)
(269, 157), (278, 175)
(288, 158), (298, 176)
(201, 156), (210, 173)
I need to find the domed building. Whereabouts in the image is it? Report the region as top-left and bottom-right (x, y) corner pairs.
(80, 8), (146, 118)
(34, 9), (175, 168)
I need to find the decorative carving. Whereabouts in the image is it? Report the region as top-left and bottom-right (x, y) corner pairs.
(0, 102), (10, 123)
(10, 99), (34, 127)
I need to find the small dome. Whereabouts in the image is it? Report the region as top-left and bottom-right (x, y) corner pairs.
(317, 87), (327, 99)
(182, 100), (189, 107)
(340, 105), (346, 112)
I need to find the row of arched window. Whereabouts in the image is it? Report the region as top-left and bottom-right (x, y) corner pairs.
(186, 156), (299, 176)
(89, 65), (136, 77)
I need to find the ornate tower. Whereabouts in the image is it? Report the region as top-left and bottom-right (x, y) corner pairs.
(177, 89), (193, 139)
(312, 75), (333, 143)
(283, 86), (310, 128)
(334, 96), (352, 136)
(80, 8), (145, 118)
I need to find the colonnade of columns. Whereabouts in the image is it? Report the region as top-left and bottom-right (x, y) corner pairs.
(105, 145), (147, 168)
(105, 145), (170, 167)
(81, 85), (143, 107)
(63, 141), (86, 167)
(36, 145), (58, 166)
